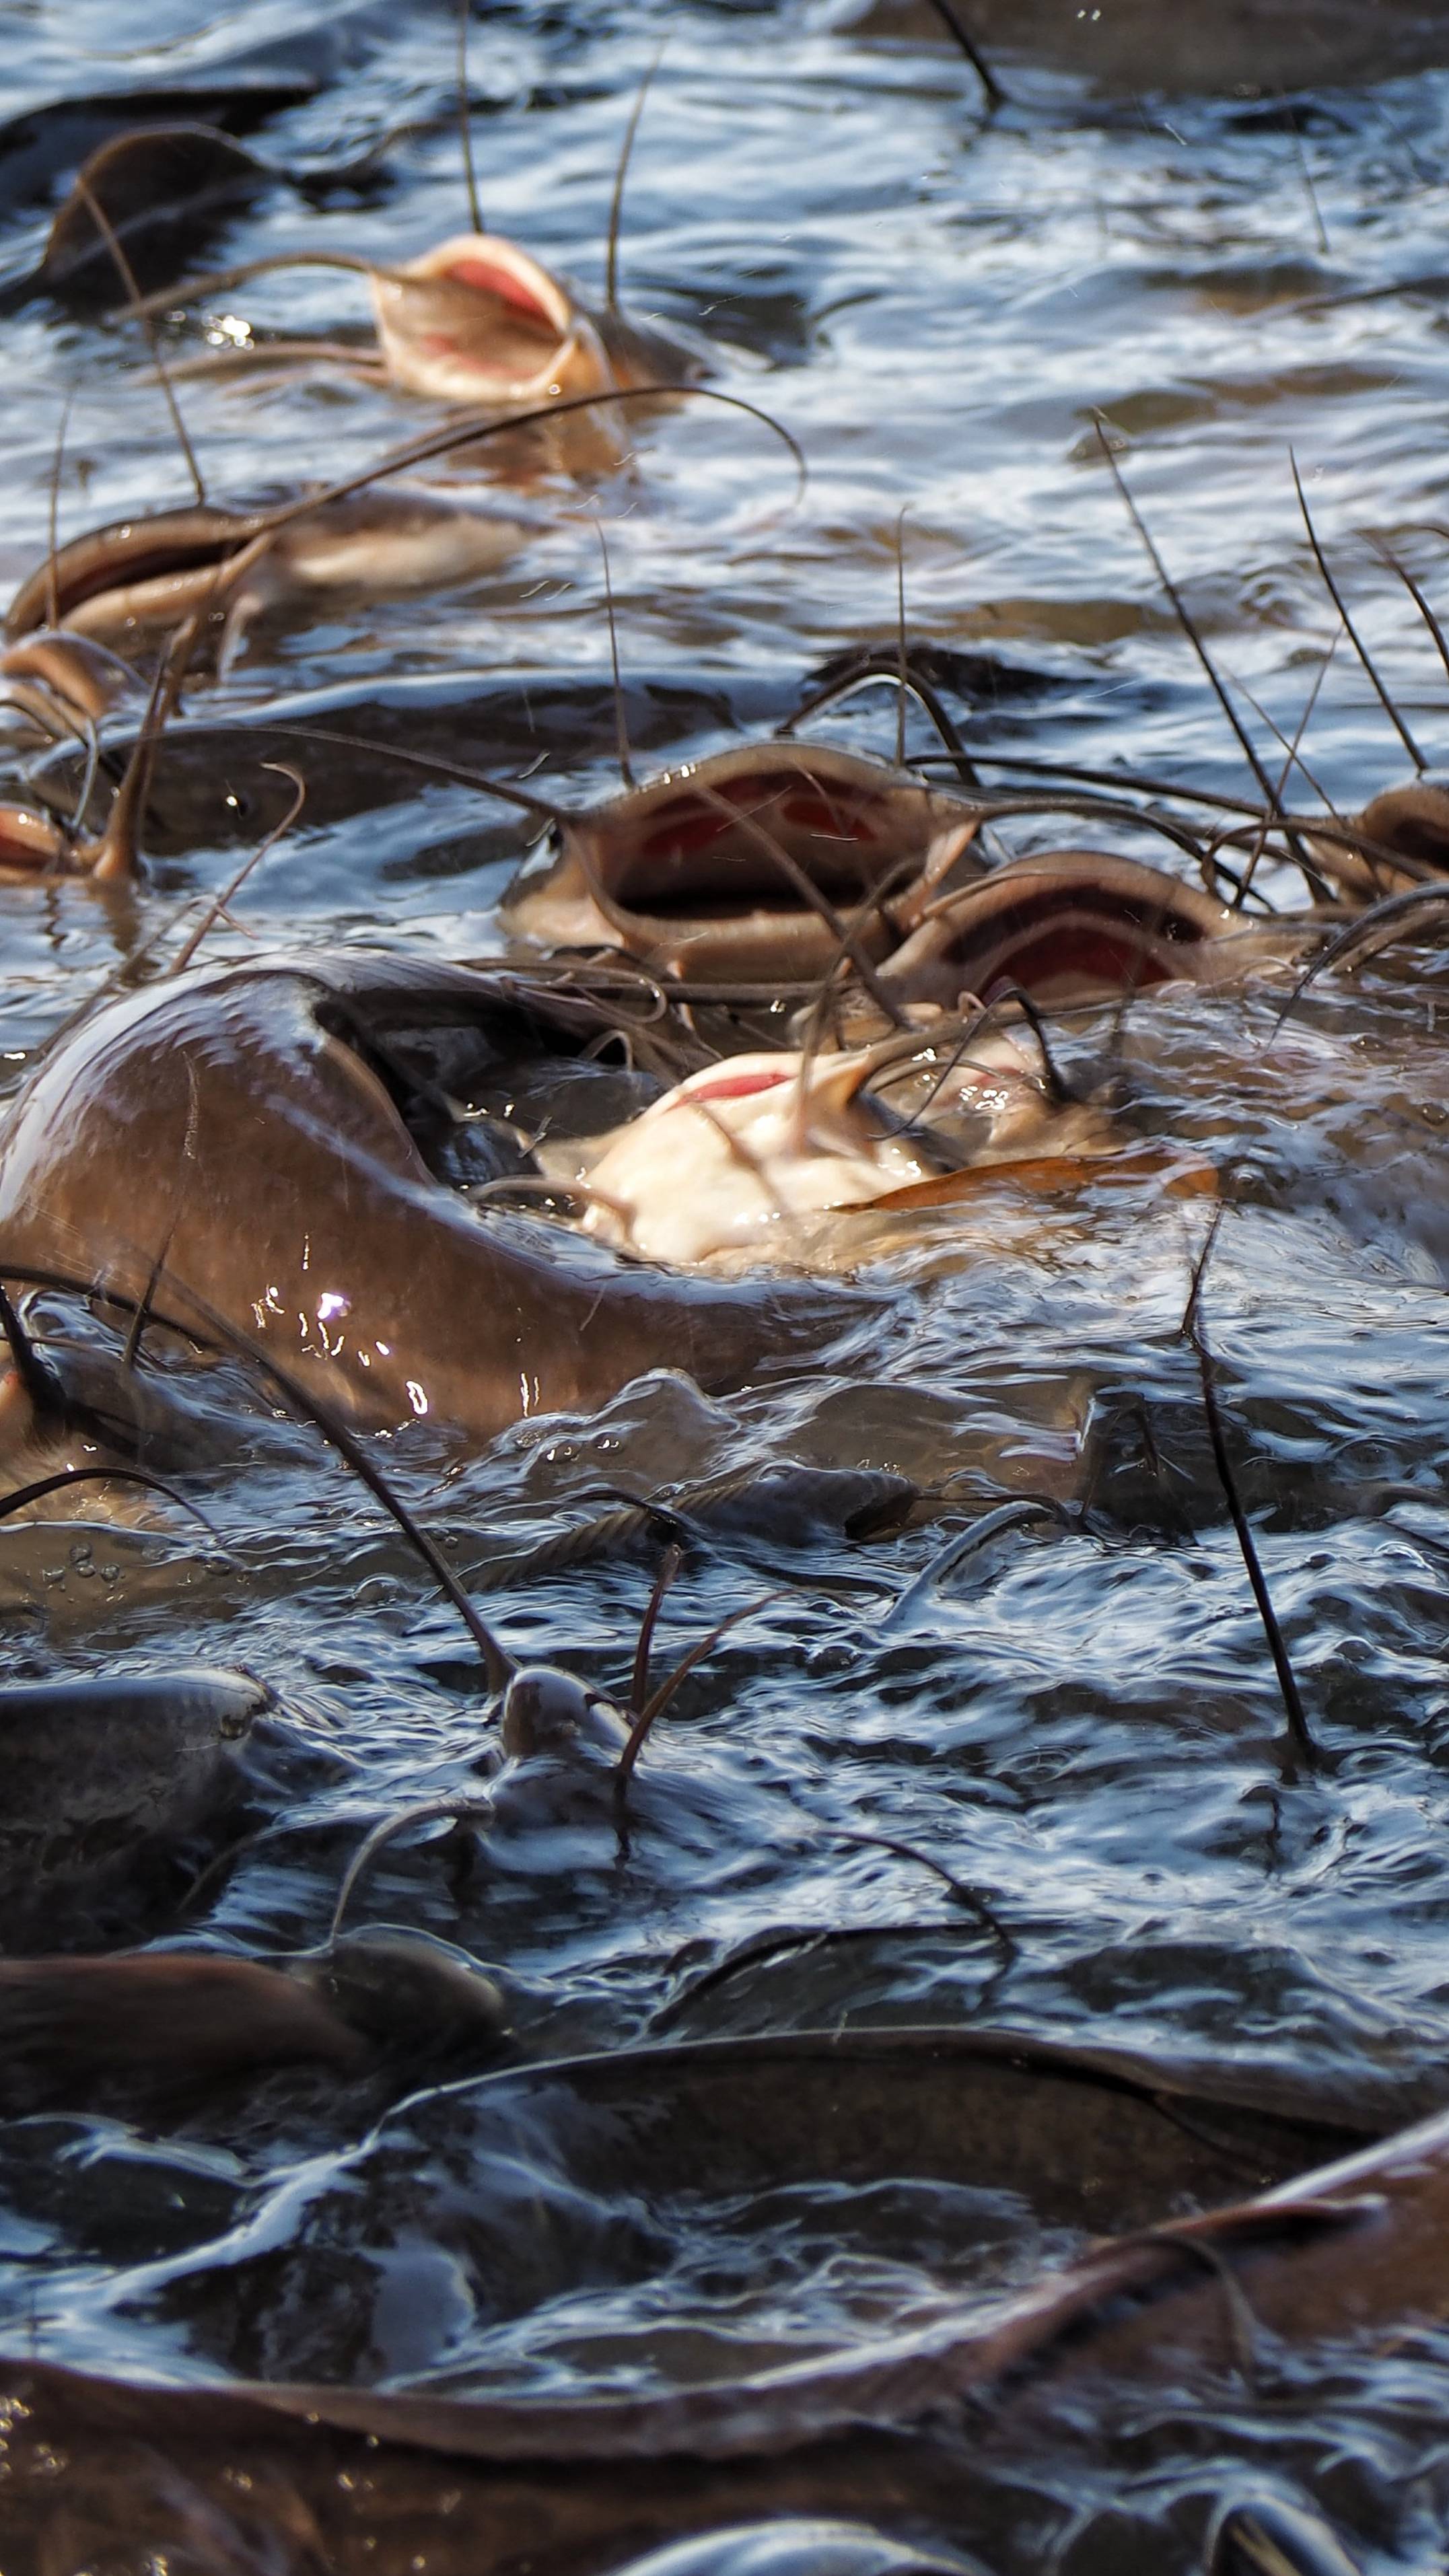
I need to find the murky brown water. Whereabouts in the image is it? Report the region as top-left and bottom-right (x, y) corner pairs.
(6, 0), (1449, 2567)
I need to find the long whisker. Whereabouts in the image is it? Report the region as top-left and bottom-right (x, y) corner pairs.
(1094, 420), (1296, 831)
(124, 248), (410, 324)
(1181, 1221), (1318, 1773)
(252, 381), (810, 541)
(1228, 664), (1342, 826)
(630, 1538), (684, 1719)
(44, 392), (72, 635)
(980, 982), (1073, 1104)
(0, 1465), (228, 1552)
(1369, 534), (1449, 690)
(883, 1497), (1069, 1629)
(68, 712), (102, 836)
(74, 177), (205, 507)
(614, 1589), (782, 1803)
(804, 1823), (1015, 1957)
(922, 0), (1010, 110)
(121, 1217), (176, 1373)
(1236, 627), (1341, 908)
(647, 1915), (1010, 2034)
(1285, 98), (1330, 258)
(777, 656), (983, 790)
(330, 1793), (493, 1943)
(0, 1259), (516, 1692)
(1265, 884), (1449, 1045)
(948, 785), (1213, 867)
(595, 516), (635, 789)
(1291, 450), (1425, 773)
(456, 0), (485, 236)
(606, 44), (664, 312)
(912, 749), (1270, 816)
(242, 721), (565, 822)
(894, 506), (909, 770)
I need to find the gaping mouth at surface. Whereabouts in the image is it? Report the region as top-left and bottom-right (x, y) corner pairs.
(370, 232), (595, 404)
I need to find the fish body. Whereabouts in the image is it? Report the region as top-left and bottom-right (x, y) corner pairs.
(0, 1665), (267, 1945)
(546, 1020), (1126, 1266)
(562, 1047), (934, 1262)
(0, 956), (852, 1438)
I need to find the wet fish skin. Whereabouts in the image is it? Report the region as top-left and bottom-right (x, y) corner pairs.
(0, 2025), (1413, 2570)
(0, 956), (857, 1441)
(604, 2521), (985, 2576)
(0, 1664), (269, 1948)
(0, 1949), (366, 2113)
(299, 1928), (511, 2067)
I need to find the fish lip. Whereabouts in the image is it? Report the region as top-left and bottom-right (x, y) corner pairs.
(371, 231), (586, 401)
(501, 742), (981, 974)
(5, 504), (267, 638)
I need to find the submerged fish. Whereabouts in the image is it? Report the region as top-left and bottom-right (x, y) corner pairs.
(0, 2024), (1399, 2568)
(0, 1930), (511, 2112)
(0, 1665), (266, 1947)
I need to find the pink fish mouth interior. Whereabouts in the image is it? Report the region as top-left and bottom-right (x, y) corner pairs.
(387, 248), (571, 384)
(443, 258), (558, 322)
(604, 775), (905, 917)
(981, 927), (1177, 997)
(682, 1067), (794, 1104)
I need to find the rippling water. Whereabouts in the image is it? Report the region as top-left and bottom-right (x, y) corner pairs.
(6, 0), (1449, 2566)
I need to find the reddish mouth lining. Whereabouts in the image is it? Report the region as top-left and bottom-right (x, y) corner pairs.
(444, 259), (557, 326)
(682, 1068), (793, 1104)
(979, 928), (1175, 999)
(634, 784), (882, 871)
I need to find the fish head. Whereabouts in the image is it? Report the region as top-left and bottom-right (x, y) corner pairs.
(371, 231), (610, 405)
(500, 1663), (631, 1760)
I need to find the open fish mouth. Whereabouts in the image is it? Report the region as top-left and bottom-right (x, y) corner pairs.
(371, 231), (608, 405)
(502, 740), (983, 980)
